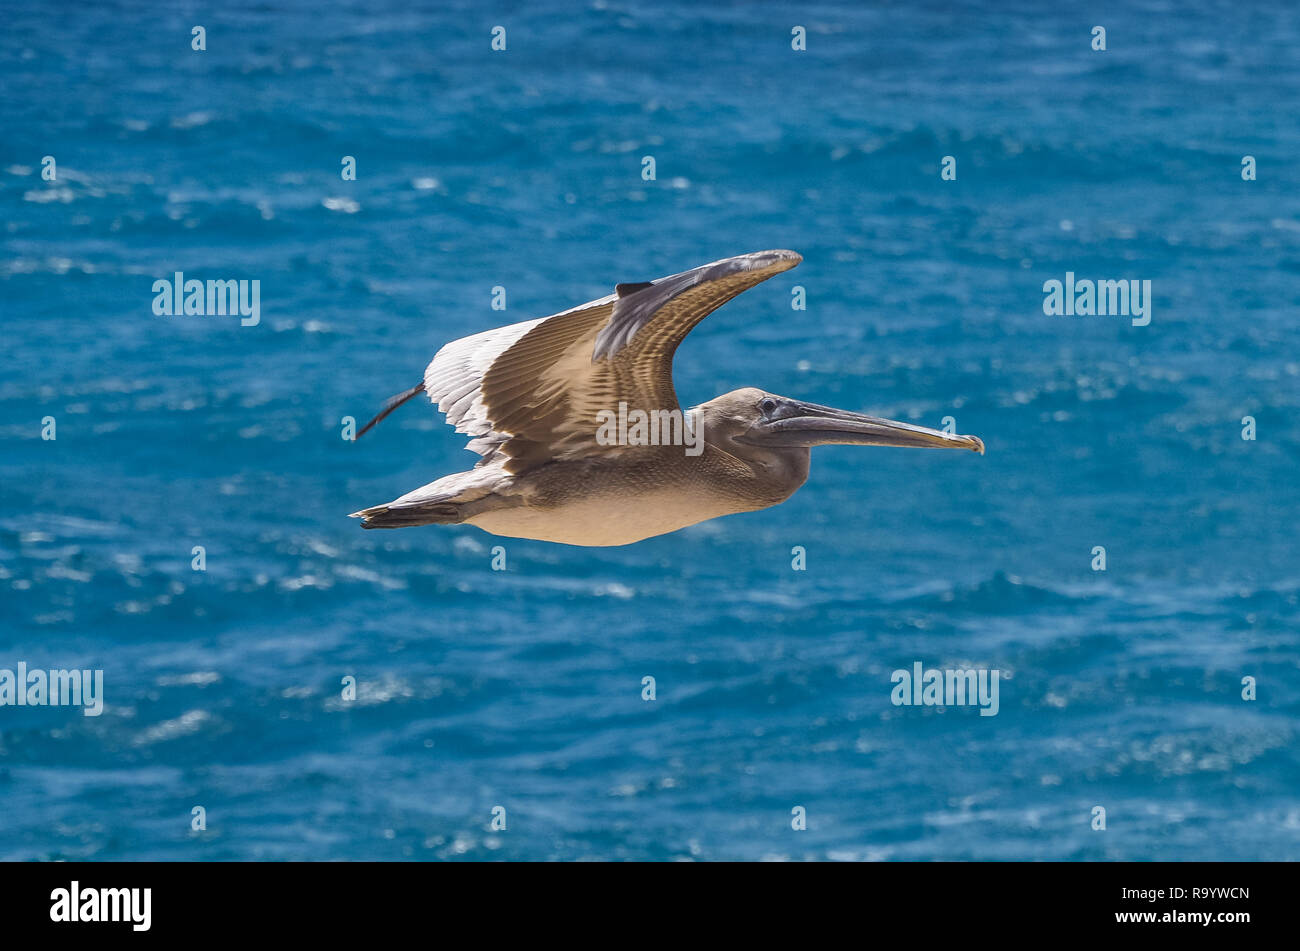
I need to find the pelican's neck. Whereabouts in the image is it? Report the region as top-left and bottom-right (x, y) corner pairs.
(702, 441), (810, 509)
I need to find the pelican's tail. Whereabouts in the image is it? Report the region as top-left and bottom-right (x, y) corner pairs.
(350, 500), (463, 529)
(350, 466), (506, 530)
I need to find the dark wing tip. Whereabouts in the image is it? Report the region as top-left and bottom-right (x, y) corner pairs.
(592, 250), (803, 362)
(354, 382), (426, 440)
(752, 249), (802, 268)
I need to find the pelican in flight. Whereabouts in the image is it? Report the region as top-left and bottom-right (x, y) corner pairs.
(351, 250), (984, 546)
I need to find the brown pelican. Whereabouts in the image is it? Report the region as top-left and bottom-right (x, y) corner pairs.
(351, 250), (984, 546)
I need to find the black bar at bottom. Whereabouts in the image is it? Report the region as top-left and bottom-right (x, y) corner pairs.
(0, 860), (1278, 938)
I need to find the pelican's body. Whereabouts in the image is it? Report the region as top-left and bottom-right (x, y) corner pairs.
(352, 251), (983, 546)
(390, 436), (806, 546)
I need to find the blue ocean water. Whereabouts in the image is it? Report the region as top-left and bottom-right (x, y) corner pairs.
(2, 0), (1298, 861)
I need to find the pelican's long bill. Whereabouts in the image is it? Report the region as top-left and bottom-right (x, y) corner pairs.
(740, 400), (985, 453)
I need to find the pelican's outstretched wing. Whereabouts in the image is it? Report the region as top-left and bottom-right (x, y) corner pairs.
(416, 249), (801, 473)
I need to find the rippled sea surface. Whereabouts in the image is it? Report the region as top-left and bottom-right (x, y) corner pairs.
(2, 1), (1298, 860)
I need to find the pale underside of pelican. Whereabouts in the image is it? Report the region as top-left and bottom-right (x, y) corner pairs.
(351, 250), (984, 546)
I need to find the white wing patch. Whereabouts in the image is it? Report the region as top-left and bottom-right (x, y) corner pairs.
(422, 293), (616, 457)
(424, 318), (542, 437)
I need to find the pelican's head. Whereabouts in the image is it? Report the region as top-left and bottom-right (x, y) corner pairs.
(697, 387), (985, 455)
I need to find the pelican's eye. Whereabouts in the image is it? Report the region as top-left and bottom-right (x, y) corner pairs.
(758, 398), (778, 416)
